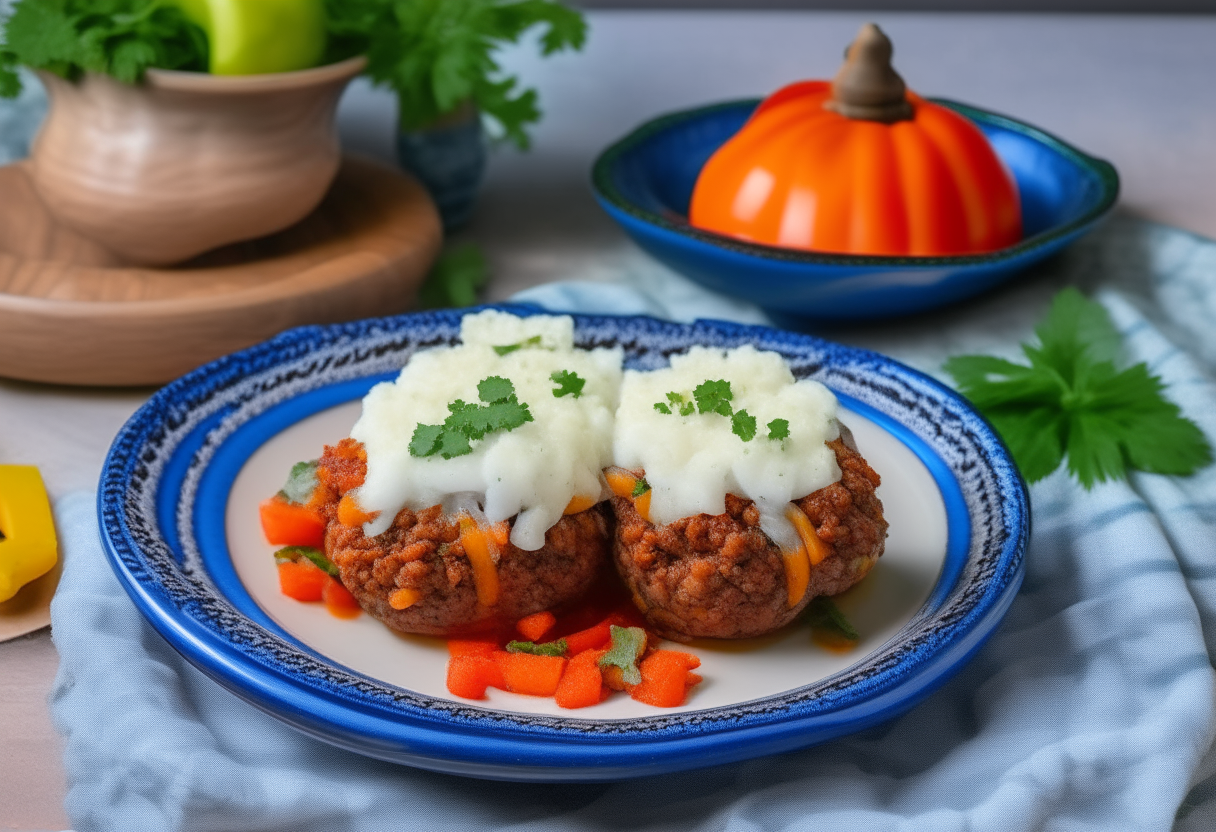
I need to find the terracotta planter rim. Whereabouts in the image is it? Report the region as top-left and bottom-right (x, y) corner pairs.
(141, 54), (367, 93)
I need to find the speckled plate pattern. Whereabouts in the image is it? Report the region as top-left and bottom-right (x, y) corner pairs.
(99, 306), (1028, 781)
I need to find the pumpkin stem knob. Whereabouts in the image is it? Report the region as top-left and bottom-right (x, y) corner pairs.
(825, 23), (914, 123)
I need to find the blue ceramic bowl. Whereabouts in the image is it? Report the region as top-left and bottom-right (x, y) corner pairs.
(592, 99), (1119, 321)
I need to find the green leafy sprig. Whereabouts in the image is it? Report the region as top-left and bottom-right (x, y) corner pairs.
(328, 0), (586, 148)
(409, 375), (533, 459)
(0, 0), (208, 97)
(654, 379), (790, 444)
(506, 638), (567, 657)
(274, 546), (340, 577)
(550, 369), (584, 398)
(944, 288), (1212, 489)
(277, 460), (320, 504)
(418, 242), (488, 309)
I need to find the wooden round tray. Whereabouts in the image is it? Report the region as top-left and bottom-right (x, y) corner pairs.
(0, 156), (442, 386)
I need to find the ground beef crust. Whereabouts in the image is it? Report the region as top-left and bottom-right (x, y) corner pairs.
(316, 439), (610, 636)
(612, 435), (887, 640)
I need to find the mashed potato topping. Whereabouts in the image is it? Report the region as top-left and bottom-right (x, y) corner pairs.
(350, 311), (623, 551)
(614, 345), (842, 549)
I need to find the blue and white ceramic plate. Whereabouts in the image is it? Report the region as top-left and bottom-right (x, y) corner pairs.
(100, 306), (1028, 782)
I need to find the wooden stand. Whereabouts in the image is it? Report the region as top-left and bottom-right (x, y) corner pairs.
(0, 156), (442, 386)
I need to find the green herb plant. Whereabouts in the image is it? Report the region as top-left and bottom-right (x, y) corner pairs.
(944, 288), (1212, 488)
(277, 460), (320, 504)
(417, 242), (489, 309)
(1, 0), (208, 97)
(326, 0), (586, 148)
(549, 369), (584, 399)
(274, 545), (339, 577)
(506, 638), (566, 657)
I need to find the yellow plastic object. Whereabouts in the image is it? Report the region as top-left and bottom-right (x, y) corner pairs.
(0, 465), (58, 603)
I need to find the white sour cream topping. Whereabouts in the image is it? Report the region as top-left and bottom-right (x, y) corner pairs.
(350, 310), (623, 551)
(614, 345), (841, 549)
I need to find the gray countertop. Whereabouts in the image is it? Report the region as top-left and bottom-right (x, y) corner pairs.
(3, 11), (1214, 829)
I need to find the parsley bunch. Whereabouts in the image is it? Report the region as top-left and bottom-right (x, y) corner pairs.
(944, 288), (1212, 488)
(654, 379), (789, 443)
(409, 376), (533, 459)
(0, 0), (207, 97)
(327, 0), (586, 148)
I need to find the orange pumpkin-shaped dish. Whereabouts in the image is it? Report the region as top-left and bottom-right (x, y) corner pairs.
(689, 24), (1021, 257)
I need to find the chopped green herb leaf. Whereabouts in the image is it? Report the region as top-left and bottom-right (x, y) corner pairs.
(732, 409), (757, 442)
(550, 369), (585, 398)
(631, 477), (650, 497)
(409, 377), (533, 459)
(694, 379), (734, 417)
(653, 402), (672, 414)
(493, 335), (543, 356)
(679, 401), (695, 416)
(598, 625), (647, 686)
(803, 597), (859, 640)
(666, 392), (686, 405)
(277, 460), (319, 505)
(767, 418), (790, 441)
(506, 639), (568, 657)
(274, 546), (339, 578)
(418, 242), (488, 309)
(944, 288), (1213, 488)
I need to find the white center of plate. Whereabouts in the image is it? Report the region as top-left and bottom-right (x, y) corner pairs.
(226, 401), (948, 718)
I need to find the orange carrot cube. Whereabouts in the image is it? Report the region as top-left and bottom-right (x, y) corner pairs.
(555, 649), (607, 710)
(448, 638), (501, 658)
(629, 650), (702, 708)
(322, 577), (362, 619)
(276, 560), (329, 602)
(516, 610), (557, 642)
(493, 651), (567, 697)
(446, 655), (505, 700)
(260, 496), (325, 548)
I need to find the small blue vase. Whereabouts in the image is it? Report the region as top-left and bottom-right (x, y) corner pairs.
(395, 107), (486, 232)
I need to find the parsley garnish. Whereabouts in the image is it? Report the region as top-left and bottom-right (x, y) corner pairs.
(506, 639), (567, 657)
(732, 409), (757, 442)
(598, 625), (647, 686)
(631, 477), (650, 497)
(0, 0), (208, 97)
(767, 419), (790, 441)
(273, 546), (339, 578)
(276, 460), (319, 505)
(409, 376), (533, 459)
(550, 369), (585, 398)
(653, 402), (672, 415)
(694, 379), (734, 417)
(654, 391), (696, 415)
(944, 288), (1212, 488)
(493, 335), (543, 356)
(803, 597), (859, 641)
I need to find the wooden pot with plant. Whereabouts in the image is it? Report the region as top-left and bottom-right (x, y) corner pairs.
(0, 0), (380, 266)
(327, 0), (587, 231)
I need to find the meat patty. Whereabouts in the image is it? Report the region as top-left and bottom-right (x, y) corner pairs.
(611, 433), (887, 640)
(316, 439), (610, 636)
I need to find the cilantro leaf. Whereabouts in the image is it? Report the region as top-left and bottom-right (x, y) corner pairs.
(767, 419), (790, 441)
(550, 369), (585, 398)
(631, 477), (650, 497)
(944, 288), (1213, 489)
(653, 402), (672, 414)
(274, 546), (339, 578)
(493, 335), (543, 356)
(418, 242), (488, 309)
(409, 377), (533, 459)
(803, 597), (859, 641)
(732, 409), (757, 442)
(598, 625), (646, 686)
(277, 460), (319, 505)
(694, 379), (734, 417)
(506, 639), (567, 657)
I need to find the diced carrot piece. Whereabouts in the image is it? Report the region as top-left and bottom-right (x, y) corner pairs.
(446, 655), (505, 700)
(322, 577), (362, 618)
(629, 650), (702, 708)
(448, 638), (500, 658)
(458, 515), (500, 607)
(563, 620), (613, 655)
(555, 649), (607, 709)
(337, 492), (375, 528)
(277, 560), (329, 602)
(260, 496), (326, 548)
(633, 489), (652, 523)
(604, 467), (638, 499)
(493, 651), (567, 697)
(389, 587), (422, 610)
(563, 495), (596, 515)
(516, 610), (557, 642)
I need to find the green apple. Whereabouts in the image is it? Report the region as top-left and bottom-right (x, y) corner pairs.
(171, 0), (327, 76)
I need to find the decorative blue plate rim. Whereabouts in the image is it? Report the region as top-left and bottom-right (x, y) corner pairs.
(591, 97), (1119, 268)
(99, 305), (1029, 781)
